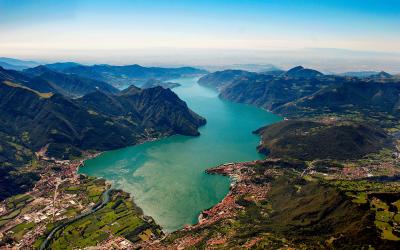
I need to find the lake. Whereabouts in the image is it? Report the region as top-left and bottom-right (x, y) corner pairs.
(79, 77), (282, 232)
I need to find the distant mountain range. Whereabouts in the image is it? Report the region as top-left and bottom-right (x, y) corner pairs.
(0, 58), (209, 97)
(0, 57), (40, 70)
(45, 62), (82, 71)
(0, 66), (117, 98)
(1, 57), (208, 89)
(199, 64), (281, 73)
(22, 66), (119, 97)
(46, 63), (207, 89)
(340, 71), (393, 78)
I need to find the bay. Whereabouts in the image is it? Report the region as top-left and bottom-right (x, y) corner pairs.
(79, 77), (282, 232)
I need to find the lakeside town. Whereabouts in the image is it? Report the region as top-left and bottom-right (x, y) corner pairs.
(144, 145), (400, 249)
(0, 151), (107, 248)
(0, 145), (166, 250)
(2, 138), (400, 249)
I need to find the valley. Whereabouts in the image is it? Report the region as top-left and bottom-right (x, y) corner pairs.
(79, 77), (282, 232)
(2, 1), (399, 249)
(1, 63), (400, 249)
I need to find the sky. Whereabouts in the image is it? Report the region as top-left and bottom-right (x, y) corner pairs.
(0, 0), (399, 72)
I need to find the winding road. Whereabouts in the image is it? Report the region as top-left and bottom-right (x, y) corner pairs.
(39, 187), (112, 250)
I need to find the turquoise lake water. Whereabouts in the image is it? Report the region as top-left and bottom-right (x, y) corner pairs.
(79, 77), (282, 232)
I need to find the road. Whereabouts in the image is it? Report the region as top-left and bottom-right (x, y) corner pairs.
(39, 187), (112, 250)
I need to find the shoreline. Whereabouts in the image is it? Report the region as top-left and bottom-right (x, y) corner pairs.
(0, 134), (174, 248)
(76, 134), (196, 233)
(78, 150), (257, 237)
(1, 78), (283, 248)
(142, 159), (275, 249)
(76, 129), (272, 236)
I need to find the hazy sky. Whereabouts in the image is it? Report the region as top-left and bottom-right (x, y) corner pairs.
(0, 0), (399, 71)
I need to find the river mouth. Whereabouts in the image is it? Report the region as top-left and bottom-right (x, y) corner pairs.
(79, 77), (282, 232)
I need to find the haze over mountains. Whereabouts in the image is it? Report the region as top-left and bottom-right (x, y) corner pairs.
(56, 64), (207, 89)
(0, 58), (207, 90)
(0, 57), (40, 71)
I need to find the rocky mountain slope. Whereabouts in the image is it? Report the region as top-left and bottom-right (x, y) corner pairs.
(200, 66), (400, 124)
(0, 81), (205, 161)
(0, 66), (118, 98)
(219, 73), (335, 111)
(276, 79), (400, 118)
(0, 77), (205, 199)
(77, 85), (205, 137)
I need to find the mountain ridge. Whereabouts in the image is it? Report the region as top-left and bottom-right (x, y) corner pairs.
(199, 66), (400, 123)
(23, 65), (119, 97)
(0, 72), (206, 199)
